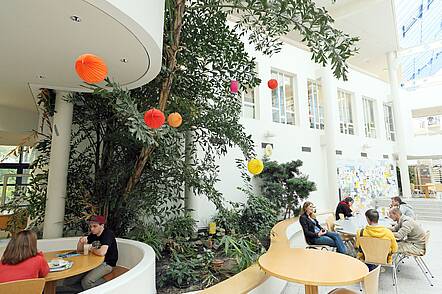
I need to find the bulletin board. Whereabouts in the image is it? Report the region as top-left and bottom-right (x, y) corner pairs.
(337, 159), (398, 208)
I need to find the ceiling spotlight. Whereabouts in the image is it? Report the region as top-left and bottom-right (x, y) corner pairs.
(70, 15), (81, 22)
(120, 58), (128, 63)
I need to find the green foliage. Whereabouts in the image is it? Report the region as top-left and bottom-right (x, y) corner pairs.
(188, 0), (359, 80)
(160, 254), (200, 288)
(240, 194), (277, 238)
(163, 213), (197, 240)
(212, 202), (243, 235)
(219, 234), (264, 271)
(259, 158), (316, 219)
(127, 226), (164, 258)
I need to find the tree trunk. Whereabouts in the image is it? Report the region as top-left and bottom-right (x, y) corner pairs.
(121, 0), (186, 201)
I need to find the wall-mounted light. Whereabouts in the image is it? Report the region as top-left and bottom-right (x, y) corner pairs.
(120, 58), (128, 63)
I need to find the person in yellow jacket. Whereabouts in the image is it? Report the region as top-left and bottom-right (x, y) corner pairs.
(356, 209), (398, 265)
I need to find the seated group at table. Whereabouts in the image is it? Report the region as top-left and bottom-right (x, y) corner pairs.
(0, 215), (118, 292)
(301, 196), (427, 265)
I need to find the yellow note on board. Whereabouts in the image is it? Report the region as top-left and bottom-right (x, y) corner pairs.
(355, 181), (359, 188)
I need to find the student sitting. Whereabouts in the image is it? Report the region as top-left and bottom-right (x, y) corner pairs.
(300, 201), (347, 254)
(388, 207), (426, 256)
(390, 196), (415, 219)
(0, 230), (49, 283)
(335, 197), (354, 220)
(356, 209), (398, 264)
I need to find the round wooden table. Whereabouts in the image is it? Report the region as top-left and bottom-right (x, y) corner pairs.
(43, 250), (104, 294)
(258, 248), (368, 294)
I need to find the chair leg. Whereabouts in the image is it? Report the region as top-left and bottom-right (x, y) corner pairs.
(418, 256), (434, 278)
(414, 257), (434, 286)
(393, 265), (399, 294)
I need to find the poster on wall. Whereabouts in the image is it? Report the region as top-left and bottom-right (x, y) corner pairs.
(337, 159), (398, 209)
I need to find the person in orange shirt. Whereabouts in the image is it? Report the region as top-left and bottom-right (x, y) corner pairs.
(0, 230), (49, 283)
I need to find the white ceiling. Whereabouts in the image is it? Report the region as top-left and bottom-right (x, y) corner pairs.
(288, 0), (400, 81)
(0, 0), (159, 112)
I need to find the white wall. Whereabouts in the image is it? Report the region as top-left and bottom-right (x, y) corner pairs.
(193, 41), (397, 226)
(402, 84), (442, 156)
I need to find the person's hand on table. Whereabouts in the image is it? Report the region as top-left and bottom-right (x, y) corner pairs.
(79, 236), (88, 244)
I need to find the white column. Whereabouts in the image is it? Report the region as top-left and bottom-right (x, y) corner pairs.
(320, 67), (339, 210)
(184, 130), (198, 224)
(387, 51), (412, 198)
(43, 91), (73, 238)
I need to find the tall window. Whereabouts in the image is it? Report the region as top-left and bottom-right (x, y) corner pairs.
(384, 103), (396, 141)
(307, 80), (324, 130)
(241, 88), (257, 119)
(0, 146), (31, 205)
(363, 97), (377, 138)
(271, 70), (296, 125)
(337, 90), (355, 135)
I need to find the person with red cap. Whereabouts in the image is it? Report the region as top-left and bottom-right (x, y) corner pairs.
(56, 215), (118, 292)
(77, 215), (118, 290)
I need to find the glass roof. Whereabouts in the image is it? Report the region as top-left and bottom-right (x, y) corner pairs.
(395, 0), (442, 86)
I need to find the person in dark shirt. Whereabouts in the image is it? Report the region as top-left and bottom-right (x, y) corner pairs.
(335, 197), (354, 220)
(300, 201), (347, 254)
(77, 215), (119, 290)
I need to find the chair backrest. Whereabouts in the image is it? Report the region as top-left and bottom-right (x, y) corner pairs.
(326, 214), (336, 231)
(0, 214), (11, 230)
(338, 213), (345, 220)
(358, 237), (391, 265)
(0, 278), (45, 294)
(363, 265), (381, 294)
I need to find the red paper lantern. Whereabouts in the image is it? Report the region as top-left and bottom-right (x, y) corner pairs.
(230, 80), (239, 93)
(168, 112), (182, 128)
(75, 54), (108, 83)
(144, 108), (165, 129)
(267, 79), (278, 90)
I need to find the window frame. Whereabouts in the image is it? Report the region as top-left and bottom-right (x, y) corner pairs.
(307, 79), (325, 130)
(362, 97), (377, 138)
(337, 89), (355, 135)
(383, 103), (396, 141)
(271, 69), (297, 125)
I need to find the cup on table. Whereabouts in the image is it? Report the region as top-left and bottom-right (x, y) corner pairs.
(83, 244), (91, 255)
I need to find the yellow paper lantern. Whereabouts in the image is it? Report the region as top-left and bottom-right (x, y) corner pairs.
(248, 158), (264, 175)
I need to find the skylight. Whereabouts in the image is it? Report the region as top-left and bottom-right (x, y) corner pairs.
(395, 0), (442, 88)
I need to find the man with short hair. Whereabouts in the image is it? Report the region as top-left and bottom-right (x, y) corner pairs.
(77, 215), (118, 290)
(391, 196), (415, 219)
(356, 209), (398, 264)
(389, 207), (426, 256)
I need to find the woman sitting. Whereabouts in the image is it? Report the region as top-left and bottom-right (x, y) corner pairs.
(335, 197), (354, 220)
(300, 201), (347, 254)
(0, 230), (49, 283)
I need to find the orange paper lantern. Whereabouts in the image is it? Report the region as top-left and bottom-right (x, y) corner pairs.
(144, 108), (165, 129)
(75, 54), (108, 83)
(267, 79), (278, 90)
(168, 112), (182, 128)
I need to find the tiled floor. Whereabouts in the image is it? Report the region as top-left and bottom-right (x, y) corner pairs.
(283, 221), (441, 294)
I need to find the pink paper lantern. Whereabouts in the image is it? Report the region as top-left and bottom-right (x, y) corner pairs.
(230, 80), (239, 93)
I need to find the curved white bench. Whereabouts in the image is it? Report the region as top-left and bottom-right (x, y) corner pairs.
(1, 237), (156, 294)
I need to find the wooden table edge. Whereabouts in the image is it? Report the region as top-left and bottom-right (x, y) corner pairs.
(258, 256), (368, 287)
